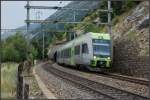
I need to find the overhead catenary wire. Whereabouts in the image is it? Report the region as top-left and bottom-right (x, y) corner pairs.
(24, 1), (113, 60)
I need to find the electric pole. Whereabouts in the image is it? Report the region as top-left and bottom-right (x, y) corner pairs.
(26, 0), (30, 63)
(42, 25), (45, 60)
(108, 0), (111, 34)
(26, 0), (30, 41)
(107, 0), (113, 66)
(73, 10), (76, 40)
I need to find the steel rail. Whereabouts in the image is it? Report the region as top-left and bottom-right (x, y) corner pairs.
(102, 73), (149, 86)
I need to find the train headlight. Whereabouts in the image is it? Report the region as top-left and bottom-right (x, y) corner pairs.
(94, 56), (96, 59)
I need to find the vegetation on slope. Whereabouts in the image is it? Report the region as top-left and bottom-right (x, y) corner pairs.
(71, 0), (141, 34)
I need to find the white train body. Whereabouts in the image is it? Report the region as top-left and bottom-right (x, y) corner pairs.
(48, 32), (113, 71)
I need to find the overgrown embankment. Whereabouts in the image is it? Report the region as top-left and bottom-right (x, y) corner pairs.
(1, 63), (18, 99)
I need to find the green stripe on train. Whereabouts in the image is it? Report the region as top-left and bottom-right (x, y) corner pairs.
(91, 32), (110, 40)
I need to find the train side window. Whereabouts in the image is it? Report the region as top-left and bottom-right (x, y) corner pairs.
(64, 49), (67, 58)
(62, 51), (64, 58)
(64, 48), (69, 58)
(82, 43), (88, 54)
(66, 49), (68, 58)
(57, 52), (59, 58)
(68, 48), (71, 58)
(58, 52), (60, 58)
(75, 45), (80, 55)
(59, 52), (61, 58)
(62, 50), (64, 58)
(61, 51), (63, 58)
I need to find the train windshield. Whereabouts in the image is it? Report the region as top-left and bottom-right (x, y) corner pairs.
(93, 39), (110, 57)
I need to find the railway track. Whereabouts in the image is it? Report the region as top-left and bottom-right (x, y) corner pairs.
(43, 63), (149, 100)
(50, 63), (149, 86)
(44, 65), (114, 100)
(58, 63), (149, 86)
(102, 73), (149, 86)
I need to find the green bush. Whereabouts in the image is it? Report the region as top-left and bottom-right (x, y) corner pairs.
(2, 32), (38, 62)
(84, 23), (100, 33)
(2, 45), (20, 62)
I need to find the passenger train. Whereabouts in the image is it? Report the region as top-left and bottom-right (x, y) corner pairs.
(48, 32), (113, 71)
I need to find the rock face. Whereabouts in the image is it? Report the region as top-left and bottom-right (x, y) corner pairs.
(112, 1), (149, 78)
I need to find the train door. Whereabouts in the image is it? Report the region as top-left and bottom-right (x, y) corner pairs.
(78, 44), (82, 65)
(81, 43), (89, 65)
(54, 52), (57, 62)
(74, 44), (81, 65)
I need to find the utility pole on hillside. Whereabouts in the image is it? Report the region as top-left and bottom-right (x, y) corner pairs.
(108, 0), (111, 34)
(107, 0), (113, 66)
(72, 10), (76, 40)
(42, 25), (45, 60)
(36, 10), (45, 60)
(26, 0), (32, 64)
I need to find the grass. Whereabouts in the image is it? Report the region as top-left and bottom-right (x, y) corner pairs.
(1, 62), (18, 99)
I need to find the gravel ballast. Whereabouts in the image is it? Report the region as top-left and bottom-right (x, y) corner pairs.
(52, 63), (149, 97)
(34, 61), (149, 99)
(35, 63), (107, 99)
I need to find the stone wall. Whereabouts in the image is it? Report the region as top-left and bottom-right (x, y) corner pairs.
(110, 1), (149, 79)
(112, 39), (149, 78)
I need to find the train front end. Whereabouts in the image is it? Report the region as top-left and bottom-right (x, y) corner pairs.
(90, 33), (112, 70)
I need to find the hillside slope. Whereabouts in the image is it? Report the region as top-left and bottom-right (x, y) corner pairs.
(111, 1), (149, 78)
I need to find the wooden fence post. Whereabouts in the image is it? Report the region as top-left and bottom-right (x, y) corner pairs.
(24, 83), (29, 99)
(17, 76), (23, 99)
(17, 63), (23, 99)
(17, 62), (30, 99)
